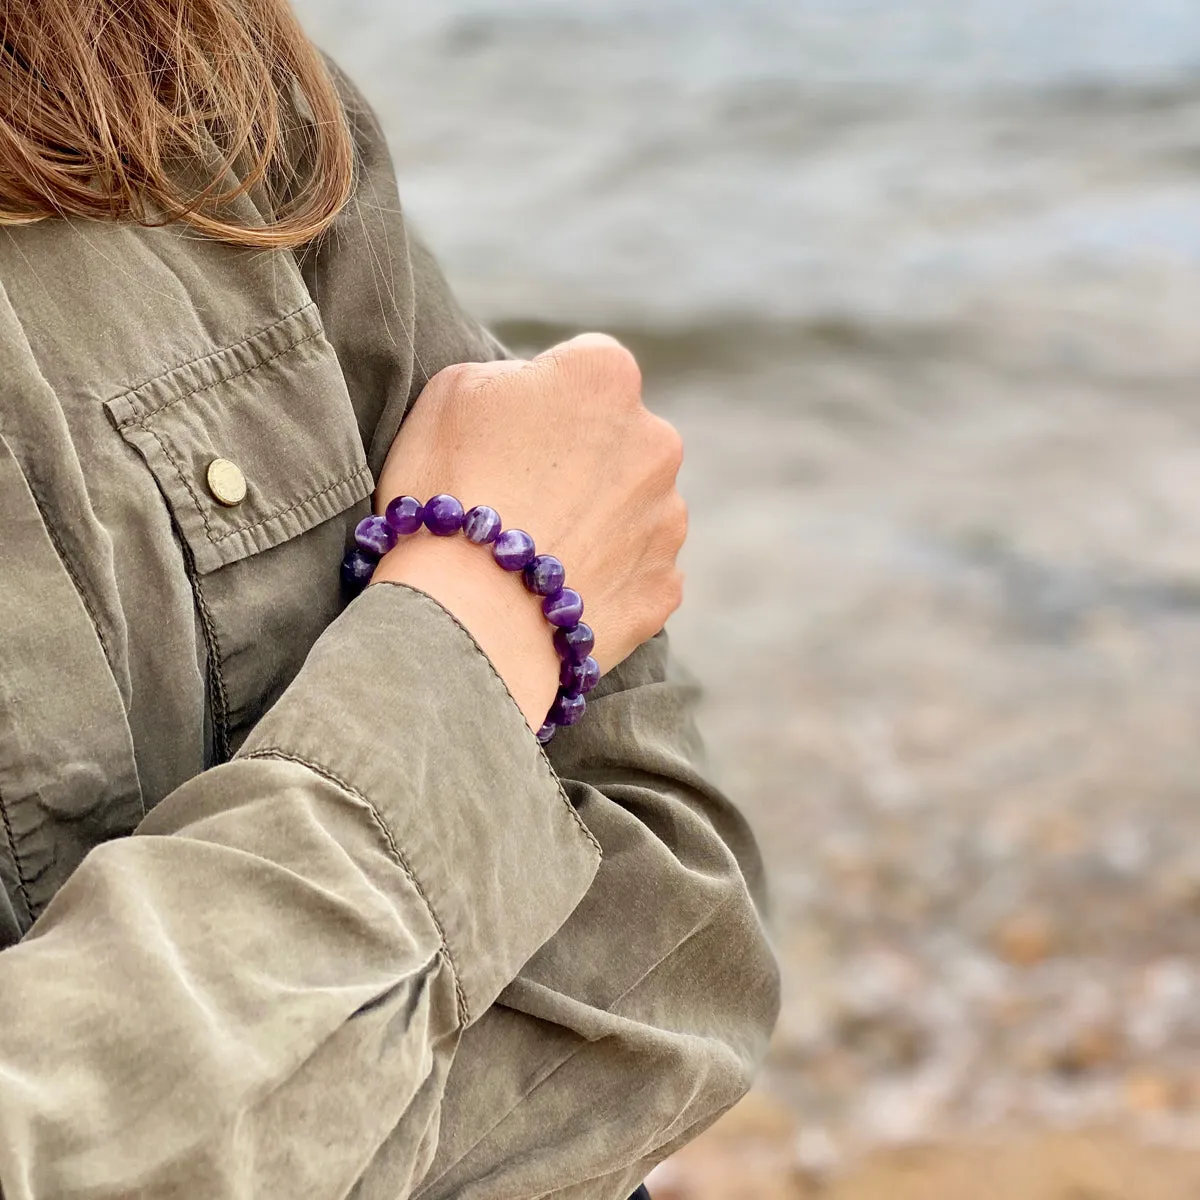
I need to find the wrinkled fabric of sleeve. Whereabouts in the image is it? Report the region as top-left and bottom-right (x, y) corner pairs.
(0, 583), (600, 1198)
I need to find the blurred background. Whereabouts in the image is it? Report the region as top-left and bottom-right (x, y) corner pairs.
(293, 1), (1200, 1195)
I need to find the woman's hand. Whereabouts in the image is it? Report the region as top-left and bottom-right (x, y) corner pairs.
(371, 334), (687, 728)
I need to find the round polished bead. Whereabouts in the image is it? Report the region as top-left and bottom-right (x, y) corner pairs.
(560, 654), (600, 696)
(341, 548), (376, 590)
(463, 505), (502, 545)
(423, 493), (465, 536)
(385, 495), (425, 536)
(550, 691), (587, 727)
(523, 554), (566, 597)
(543, 588), (584, 628)
(493, 528), (536, 571)
(535, 721), (558, 746)
(354, 514), (396, 557)
(553, 622), (595, 663)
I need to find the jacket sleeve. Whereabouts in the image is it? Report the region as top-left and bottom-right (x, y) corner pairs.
(0, 582), (600, 1199)
(395, 632), (780, 1200)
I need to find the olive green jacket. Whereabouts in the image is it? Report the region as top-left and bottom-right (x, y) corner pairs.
(0, 66), (778, 1199)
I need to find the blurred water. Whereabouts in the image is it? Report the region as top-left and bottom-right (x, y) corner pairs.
(293, 0), (1200, 377)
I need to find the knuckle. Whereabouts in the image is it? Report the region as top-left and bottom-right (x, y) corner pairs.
(426, 358), (519, 401)
(424, 360), (470, 393)
(645, 412), (683, 469)
(655, 572), (684, 627)
(562, 331), (626, 356)
(555, 332), (643, 397)
(670, 495), (689, 546)
(461, 358), (529, 399)
(662, 421), (685, 471)
(670, 570), (685, 613)
(533, 340), (575, 375)
(604, 342), (644, 394)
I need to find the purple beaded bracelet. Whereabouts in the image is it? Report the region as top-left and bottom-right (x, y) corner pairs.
(341, 494), (599, 745)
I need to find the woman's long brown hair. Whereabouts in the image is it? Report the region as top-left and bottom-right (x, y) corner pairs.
(0, 0), (355, 248)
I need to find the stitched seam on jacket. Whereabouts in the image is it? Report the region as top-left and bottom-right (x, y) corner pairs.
(186, 549), (231, 763)
(0, 787), (33, 925)
(239, 747), (470, 1026)
(114, 325), (323, 429)
(135, 421), (369, 552)
(207, 464), (372, 544)
(108, 302), (317, 403)
(112, 314), (363, 553)
(139, 419), (218, 541)
(368, 580), (604, 856)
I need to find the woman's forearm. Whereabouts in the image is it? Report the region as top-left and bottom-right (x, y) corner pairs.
(371, 534), (560, 732)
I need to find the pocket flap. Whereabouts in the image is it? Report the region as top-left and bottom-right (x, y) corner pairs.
(103, 305), (372, 575)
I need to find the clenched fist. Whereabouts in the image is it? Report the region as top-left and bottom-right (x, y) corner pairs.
(372, 335), (687, 728)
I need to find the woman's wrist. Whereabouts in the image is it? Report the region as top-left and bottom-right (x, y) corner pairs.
(370, 534), (561, 732)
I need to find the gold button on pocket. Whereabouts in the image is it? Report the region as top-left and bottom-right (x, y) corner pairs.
(206, 457), (247, 507)
(104, 304), (371, 574)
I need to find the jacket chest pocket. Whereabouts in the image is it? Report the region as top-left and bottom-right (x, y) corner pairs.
(104, 304), (374, 757)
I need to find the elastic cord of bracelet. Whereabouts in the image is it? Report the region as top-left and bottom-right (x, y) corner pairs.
(341, 494), (600, 745)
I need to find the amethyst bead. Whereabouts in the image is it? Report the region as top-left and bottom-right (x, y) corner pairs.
(463, 505), (502, 545)
(550, 691), (587, 727)
(535, 721), (557, 746)
(543, 587), (584, 628)
(523, 554), (566, 597)
(354, 514), (396, 557)
(560, 654), (600, 696)
(553, 622), (595, 663)
(493, 528), (536, 571)
(341, 548), (376, 590)
(385, 495), (424, 536)
(423, 493), (465, 536)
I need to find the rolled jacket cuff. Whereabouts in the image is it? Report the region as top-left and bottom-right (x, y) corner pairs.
(236, 580), (601, 1023)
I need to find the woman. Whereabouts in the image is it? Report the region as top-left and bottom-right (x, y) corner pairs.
(0, 2), (779, 1197)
